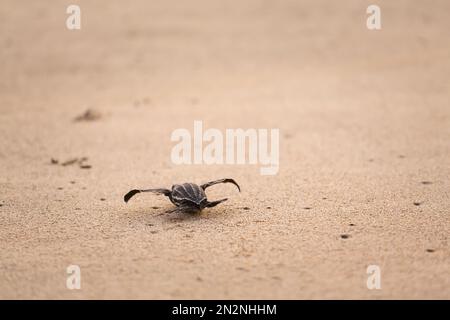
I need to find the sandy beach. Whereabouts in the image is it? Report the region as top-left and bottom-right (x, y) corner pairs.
(0, 0), (449, 299)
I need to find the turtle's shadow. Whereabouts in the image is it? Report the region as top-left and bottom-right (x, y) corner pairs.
(158, 209), (203, 223)
(130, 205), (227, 224)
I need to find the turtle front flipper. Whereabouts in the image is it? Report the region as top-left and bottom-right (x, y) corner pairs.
(124, 188), (171, 203)
(201, 179), (240, 192)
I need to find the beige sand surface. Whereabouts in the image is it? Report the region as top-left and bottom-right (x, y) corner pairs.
(0, 0), (449, 299)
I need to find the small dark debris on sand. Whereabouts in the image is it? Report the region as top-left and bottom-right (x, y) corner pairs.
(349, 223), (355, 226)
(413, 202), (422, 206)
(236, 267), (249, 272)
(61, 158), (79, 166)
(57, 187), (63, 190)
(151, 206), (160, 209)
(426, 249), (435, 253)
(133, 97), (152, 107)
(421, 181), (433, 185)
(100, 198), (106, 201)
(266, 206), (272, 209)
(242, 207), (250, 210)
(74, 108), (102, 122)
(303, 207), (312, 210)
(70, 181), (76, 184)
(51, 157), (92, 169)
(78, 157), (91, 169)
(340, 234), (351, 239)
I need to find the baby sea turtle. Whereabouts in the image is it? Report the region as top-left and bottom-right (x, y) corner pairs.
(124, 178), (240, 213)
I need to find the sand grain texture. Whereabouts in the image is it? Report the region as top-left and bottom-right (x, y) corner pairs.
(0, 0), (449, 299)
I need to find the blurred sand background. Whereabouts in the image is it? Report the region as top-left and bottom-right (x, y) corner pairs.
(0, 0), (449, 299)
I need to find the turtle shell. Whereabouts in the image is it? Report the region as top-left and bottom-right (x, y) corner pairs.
(171, 183), (207, 206)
